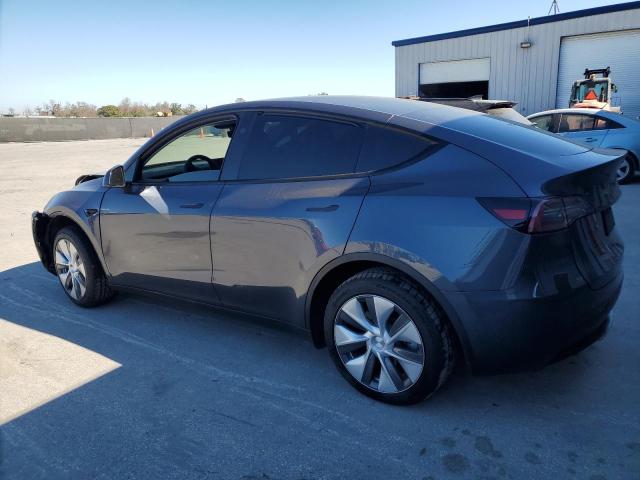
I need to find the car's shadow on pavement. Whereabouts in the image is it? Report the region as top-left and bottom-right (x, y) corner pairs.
(1, 262), (638, 480)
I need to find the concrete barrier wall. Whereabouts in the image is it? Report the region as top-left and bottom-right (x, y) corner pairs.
(0, 116), (184, 143)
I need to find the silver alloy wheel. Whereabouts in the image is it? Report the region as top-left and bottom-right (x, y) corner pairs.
(617, 157), (631, 182)
(55, 238), (87, 300)
(334, 294), (425, 393)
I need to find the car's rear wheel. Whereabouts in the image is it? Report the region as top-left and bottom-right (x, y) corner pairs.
(324, 268), (454, 405)
(53, 226), (115, 307)
(617, 153), (636, 184)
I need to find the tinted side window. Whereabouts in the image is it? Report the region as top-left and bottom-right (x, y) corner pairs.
(558, 114), (595, 133)
(530, 115), (555, 132)
(594, 116), (624, 130)
(238, 114), (363, 180)
(357, 125), (437, 172)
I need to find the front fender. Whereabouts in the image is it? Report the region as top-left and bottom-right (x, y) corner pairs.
(40, 186), (109, 275)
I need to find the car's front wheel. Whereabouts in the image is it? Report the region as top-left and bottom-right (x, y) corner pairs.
(324, 268), (454, 405)
(53, 226), (115, 307)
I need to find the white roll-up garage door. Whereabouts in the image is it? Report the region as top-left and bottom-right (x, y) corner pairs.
(420, 58), (490, 85)
(419, 58), (490, 99)
(556, 29), (640, 119)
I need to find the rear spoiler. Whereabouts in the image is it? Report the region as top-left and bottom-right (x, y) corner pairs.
(542, 153), (623, 210)
(400, 96), (517, 112)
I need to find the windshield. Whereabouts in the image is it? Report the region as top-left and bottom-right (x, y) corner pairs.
(571, 80), (609, 103)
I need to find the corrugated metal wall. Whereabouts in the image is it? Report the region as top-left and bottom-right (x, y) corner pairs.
(395, 9), (640, 116)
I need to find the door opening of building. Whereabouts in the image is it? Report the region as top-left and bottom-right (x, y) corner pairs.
(419, 80), (489, 99)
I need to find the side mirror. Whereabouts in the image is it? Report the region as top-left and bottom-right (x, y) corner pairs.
(102, 165), (126, 188)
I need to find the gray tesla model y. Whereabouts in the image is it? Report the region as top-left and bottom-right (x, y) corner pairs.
(32, 96), (624, 404)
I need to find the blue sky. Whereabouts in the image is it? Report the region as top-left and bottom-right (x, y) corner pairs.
(0, 0), (627, 111)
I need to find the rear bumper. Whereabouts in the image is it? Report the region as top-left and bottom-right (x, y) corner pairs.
(446, 271), (623, 374)
(32, 211), (54, 273)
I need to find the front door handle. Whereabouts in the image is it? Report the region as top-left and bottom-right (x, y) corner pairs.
(585, 137), (598, 142)
(179, 202), (204, 209)
(306, 204), (339, 212)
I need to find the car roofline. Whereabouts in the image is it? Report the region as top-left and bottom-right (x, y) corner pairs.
(194, 95), (483, 121)
(528, 108), (618, 117)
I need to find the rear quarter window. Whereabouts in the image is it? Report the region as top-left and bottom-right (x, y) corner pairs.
(595, 117), (624, 130)
(356, 125), (438, 172)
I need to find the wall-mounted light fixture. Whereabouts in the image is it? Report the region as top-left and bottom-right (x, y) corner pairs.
(520, 16), (532, 49)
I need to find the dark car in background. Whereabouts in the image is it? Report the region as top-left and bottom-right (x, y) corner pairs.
(32, 96), (624, 404)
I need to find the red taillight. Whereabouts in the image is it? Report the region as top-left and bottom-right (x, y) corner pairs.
(477, 198), (532, 231)
(478, 196), (594, 234)
(492, 208), (529, 221)
(528, 197), (567, 233)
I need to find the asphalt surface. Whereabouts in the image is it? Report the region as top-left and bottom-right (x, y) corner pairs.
(0, 139), (639, 480)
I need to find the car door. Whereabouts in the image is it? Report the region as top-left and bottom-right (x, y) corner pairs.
(557, 113), (608, 147)
(100, 116), (238, 303)
(211, 112), (369, 324)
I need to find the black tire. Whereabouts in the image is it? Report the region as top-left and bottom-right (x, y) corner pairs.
(617, 153), (636, 185)
(324, 267), (454, 405)
(52, 226), (115, 307)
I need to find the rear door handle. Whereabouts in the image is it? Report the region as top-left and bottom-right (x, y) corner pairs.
(180, 202), (204, 209)
(306, 204), (339, 212)
(585, 137), (598, 142)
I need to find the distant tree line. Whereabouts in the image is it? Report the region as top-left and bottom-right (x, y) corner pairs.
(16, 98), (199, 118)
(6, 95), (332, 118)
